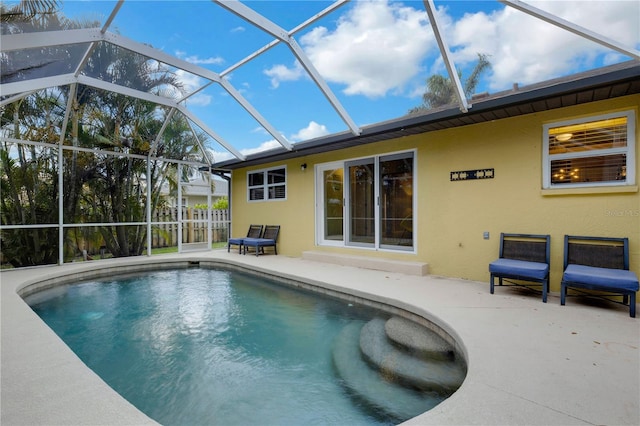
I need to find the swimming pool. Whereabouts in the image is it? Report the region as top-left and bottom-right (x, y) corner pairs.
(27, 266), (466, 425)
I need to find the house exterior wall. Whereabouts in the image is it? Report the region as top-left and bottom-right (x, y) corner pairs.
(229, 95), (639, 293)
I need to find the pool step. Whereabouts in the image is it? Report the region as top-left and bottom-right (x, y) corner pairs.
(359, 318), (466, 392)
(385, 316), (454, 360)
(331, 321), (444, 421)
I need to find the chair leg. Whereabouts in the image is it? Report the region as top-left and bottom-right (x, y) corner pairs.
(630, 293), (636, 318)
(560, 281), (567, 306)
(490, 274), (495, 294)
(542, 279), (548, 303)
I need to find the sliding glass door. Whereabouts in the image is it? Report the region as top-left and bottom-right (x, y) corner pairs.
(316, 151), (414, 251)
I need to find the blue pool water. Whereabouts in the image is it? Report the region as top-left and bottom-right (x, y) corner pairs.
(28, 267), (456, 425)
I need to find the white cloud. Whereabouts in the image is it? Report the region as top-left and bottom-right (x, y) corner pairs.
(290, 121), (329, 142)
(299, 0), (434, 98)
(263, 62), (305, 88)
(231, 26), (245, 33)
(208, 149), (233, 163)
(261, 0), (637, 99)
(206, 141), (287, 163)
(174, 69), (212, 106)
(212, 122), (329, 162)
(175, 50), (224, 66)
(241, 140), (282, 156)
(446, 1), (640, 91)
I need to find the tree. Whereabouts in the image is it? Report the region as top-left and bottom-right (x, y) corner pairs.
(1, 6), (202, 265)
(409, 53), (491, 113)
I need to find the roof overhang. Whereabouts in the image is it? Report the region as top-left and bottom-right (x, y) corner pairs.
(214, 60), (640, 170)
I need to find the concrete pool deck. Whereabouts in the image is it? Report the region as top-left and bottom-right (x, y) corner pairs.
(1, 250), (639, 425)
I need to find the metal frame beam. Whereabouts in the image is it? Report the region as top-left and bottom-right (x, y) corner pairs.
(423, 0), (469, 113)
(501, 0), (640, 60)
(215, 0), (361, 136)
(1, 28), (291, 152)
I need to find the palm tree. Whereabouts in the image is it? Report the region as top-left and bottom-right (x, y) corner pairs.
(1, 0), (59, 24)
(409, 53), (491, 113)
(77, 44), (186, 256)
(1, 6), (196, 264)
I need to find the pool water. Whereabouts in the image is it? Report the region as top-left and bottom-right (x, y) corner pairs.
(28, 267), (452, 425)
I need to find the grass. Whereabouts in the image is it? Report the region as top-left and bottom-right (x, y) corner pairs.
(1, 243), (228, 269)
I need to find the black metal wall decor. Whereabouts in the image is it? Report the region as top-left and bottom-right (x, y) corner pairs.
(450, 168), (494, 181)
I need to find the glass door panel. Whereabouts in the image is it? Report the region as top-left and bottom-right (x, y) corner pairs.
(347, 159), (375, 246)
(379, 152), (414, 249)
(323, 168), (344, 241)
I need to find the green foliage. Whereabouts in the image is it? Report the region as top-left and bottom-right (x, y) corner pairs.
(0, 6), (202, 266)
(410, 53), (491, 113)
(212, 197), (229, 210)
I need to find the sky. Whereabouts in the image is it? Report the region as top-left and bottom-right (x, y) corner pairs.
(56, 0), (640, 162)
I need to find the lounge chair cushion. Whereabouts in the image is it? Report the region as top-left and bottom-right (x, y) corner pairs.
(489, 258), (549, 281)
(563, 264), (639, 292)
(228, 237), (245, 245)
(243, 238), (275, 247)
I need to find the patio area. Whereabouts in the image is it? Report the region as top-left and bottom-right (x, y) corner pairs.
(1, 250), (639, 425)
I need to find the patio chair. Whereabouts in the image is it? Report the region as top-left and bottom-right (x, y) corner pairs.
(489, 233), (551, 302)
(243, 225), (280, 256)
(561, 235), (639, 317)
(227, 224), (263, 253)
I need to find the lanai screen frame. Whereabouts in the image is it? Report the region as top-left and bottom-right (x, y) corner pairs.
(2, 0), (639, 268)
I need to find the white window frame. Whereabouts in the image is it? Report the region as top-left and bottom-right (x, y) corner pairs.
(542, 110), (636, 189)
(247, 165), (287, 202)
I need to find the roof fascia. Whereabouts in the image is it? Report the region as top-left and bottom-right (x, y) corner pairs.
(501, 0), (640, 60)
(215, 62), (640, 169)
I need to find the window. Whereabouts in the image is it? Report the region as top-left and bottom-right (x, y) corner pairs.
(316, 151), (414, 251)
(543, 111), (635, 189)
(248, 166), (286, 201)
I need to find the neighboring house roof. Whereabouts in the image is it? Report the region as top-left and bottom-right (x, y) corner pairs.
(214, 60), (640, 170)
(160, 176), (228, 198)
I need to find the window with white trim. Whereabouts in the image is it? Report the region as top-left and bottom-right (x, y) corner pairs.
(247, 166), (287, 201)
(543, 110), (636, 189)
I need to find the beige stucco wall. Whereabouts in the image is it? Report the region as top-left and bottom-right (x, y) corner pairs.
(229, 95), (639, 293)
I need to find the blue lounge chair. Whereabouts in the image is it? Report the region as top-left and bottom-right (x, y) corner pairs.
(489, 233), (551, 302)
(228, 224), (263, 253)
(243, 225), (280, 256)
(561, 235), (638, 318)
